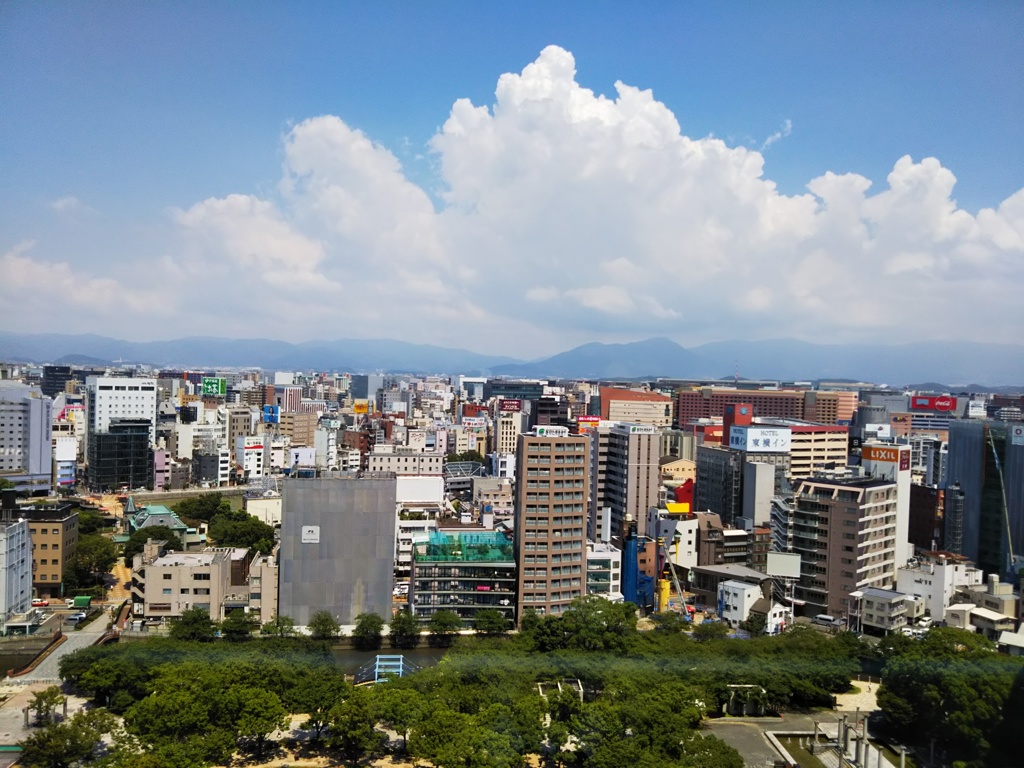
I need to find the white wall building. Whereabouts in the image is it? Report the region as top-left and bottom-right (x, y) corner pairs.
(718, 579), (762, 629)
(0, 516), (32, 632)
(895, 552), (983, 622)
(0, 383), (54, 494)
(85, 376), (158, 447)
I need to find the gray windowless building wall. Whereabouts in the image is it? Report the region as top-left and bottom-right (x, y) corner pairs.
(279, 475), (397, 627)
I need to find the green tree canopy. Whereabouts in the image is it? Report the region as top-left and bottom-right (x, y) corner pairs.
(329, 686), (383, 764)
(353, 612), (385, 651)
(262, 613), (296, 637)
(168, 606), (216, 642)
(207, 508), (275, 553)
(173, 492), (232, 523)
(220, 609), (259, 642)
(64, 533), (117, 589)
(308, 610), (341, 641)
(122, 525), (182, 564)
(472, 608), (511, 636)
(19, 708), (114, 768)
(427, 609), (463, 648)
(388, 608), (421, 649)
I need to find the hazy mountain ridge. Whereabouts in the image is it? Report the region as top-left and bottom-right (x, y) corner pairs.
(1, 332), (1022, 387)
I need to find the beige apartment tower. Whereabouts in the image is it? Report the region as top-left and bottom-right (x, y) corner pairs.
(515, 428), (589, 620)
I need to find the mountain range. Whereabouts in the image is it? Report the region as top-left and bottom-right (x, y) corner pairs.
(1, 332), (1022, 388)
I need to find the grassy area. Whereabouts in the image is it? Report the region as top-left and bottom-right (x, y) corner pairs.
(778, 737), (828, 768)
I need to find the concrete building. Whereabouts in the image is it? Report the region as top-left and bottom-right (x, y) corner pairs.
(279, 411), (318, 446)
(367, 448), (443, 476)
(585, 540), (622, 601)
(782, 476), (901, 621)
(896, 551), (983, 623)
(0, 383), (53, 494)
(592, 423), (660, 542)
(599, 387), (673, 427)
(87, 419), (153, 492)
(247, 552), (279, 625)
(0, 492), (32, 632)
(85, 376), (158, 450)
(278, 475), (397, 627)
(131, 545), (254, 620)
(675, 387), (856, 426)
(23, 503), (79, 599)
(858, 586), (909, 635)
(515, 428), (589, 619)
(717, 579), (763, 630)
(409, 530), (516, 625)
(787, 424), (849, 480)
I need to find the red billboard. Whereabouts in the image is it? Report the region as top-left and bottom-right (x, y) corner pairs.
(911, 395), (957, 412)
(499, 399), (522, 412)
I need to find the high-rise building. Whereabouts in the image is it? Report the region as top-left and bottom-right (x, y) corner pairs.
(600, 423), (660, 541)
(779, 476), (900, 620)
(0, 383), (53, 494)
(0, 491), (32, 631)
(41, 366), (73, 398)
(675, 387), (856, 426)
(515, 428), (589, 619)
(86, 419), (153, 491)
(22, 502), (79, 599)
(85, 376), (158, 449)
(278, 476), (397, 627)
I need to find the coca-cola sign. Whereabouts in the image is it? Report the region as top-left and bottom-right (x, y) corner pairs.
(912, 395), (957, 412)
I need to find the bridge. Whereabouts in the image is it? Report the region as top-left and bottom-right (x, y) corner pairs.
(354, 655), (421, 685)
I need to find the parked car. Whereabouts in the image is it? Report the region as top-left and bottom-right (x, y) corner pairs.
(66, 612), (87, 623)
(31, 599), (49, 607)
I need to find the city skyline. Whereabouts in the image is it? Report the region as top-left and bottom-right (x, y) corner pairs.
(2, 4), (1022, 356)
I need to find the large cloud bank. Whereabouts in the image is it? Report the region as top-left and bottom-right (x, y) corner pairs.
(4, 46), (1023, 353)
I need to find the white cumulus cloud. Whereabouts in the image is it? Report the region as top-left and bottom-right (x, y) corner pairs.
(8, 45), (1024, 353)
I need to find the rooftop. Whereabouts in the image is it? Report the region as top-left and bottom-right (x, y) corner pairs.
(415, 531), (514, 563)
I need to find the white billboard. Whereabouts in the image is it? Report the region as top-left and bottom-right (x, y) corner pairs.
(730, 426), (791, 453)
(767, 552), (802, 579)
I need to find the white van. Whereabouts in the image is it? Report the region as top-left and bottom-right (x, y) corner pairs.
(813, 614), (844, 628)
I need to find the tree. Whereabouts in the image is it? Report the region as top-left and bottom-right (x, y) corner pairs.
(64, 534), (117, 589)
(0, 478), (15, 491)
(308, 610), (341, 641)
(233, 687), (287, 756)
(446, 450), (486, 465)
(375, 686), (423, 752)
(77, 508), (111, 535)
(329, 687), (383, 764)
(693, 621), (730, 642)
(168, 606), (216, 642)
(28, 686), (65, 726)
(122, 525), (182, 564)
(207, 508), (275, 553)
(427, 609), (462, 647)
(261, 613), (296, 637)
(651, 611), (691, 633)
(389, 608), (421, 649)
(220, 609), (259, 642)
(739, 612), (767, 636)
(290, 672), (350, 740)
(353, 612), (385, 651)
(19, 708), (114, 768)
(472, 608), (511, 636)
(173, 492), (232, 524)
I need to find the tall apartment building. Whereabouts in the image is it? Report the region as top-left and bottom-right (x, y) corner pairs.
(779, 476), (900, 620)
(0, 491), (32, 631)
(595, 423), (660, 542)
(515, 428), (589, 619)
(23, 503), (79, 599)
(599, 387), (673, 427)
(0, 383), (53, 494)
(787, 425), (849, 479)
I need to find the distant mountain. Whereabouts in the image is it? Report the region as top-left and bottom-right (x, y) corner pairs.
(491, 337), (705, 379)
(691, 339), (1024, 387)
(0, 333), (517, 374)
(2, 332), (1023, 386)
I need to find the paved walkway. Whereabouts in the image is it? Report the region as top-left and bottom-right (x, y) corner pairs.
(9, 611), (110, 686)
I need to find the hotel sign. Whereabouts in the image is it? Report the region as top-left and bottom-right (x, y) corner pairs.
(498, 399), (522, 412)
(729, 426), (791, 453)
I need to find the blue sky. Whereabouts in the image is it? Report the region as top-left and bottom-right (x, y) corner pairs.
(2, 3), (1022, 356)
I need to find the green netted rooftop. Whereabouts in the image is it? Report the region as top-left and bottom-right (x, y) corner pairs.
(417, 531), (514, 563)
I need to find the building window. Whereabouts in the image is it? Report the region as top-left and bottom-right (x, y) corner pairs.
(163, 574), (172, 580)
(162, 588), (172, 595)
